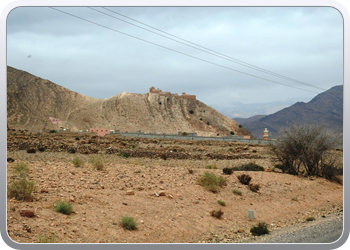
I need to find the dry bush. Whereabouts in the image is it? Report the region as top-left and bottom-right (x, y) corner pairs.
(12, 161), (30, 178)
(270, 124), (341, 177)
(222, 167), (234, 175)
(72, 157), (84, 168)
(89, 156), (105, 170)
(237, 174), (252, 185)
(248, 183), (260, 192)
(232, 162), (264, 171)
(210, 209), (224, 219)
(7, 179), (36, 201)
(250, 222), (269, 236)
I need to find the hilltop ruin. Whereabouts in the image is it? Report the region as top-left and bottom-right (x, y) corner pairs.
(149, 86), (196, 100)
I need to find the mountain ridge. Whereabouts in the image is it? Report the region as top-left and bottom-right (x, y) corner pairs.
(242, 85), (343, 138)
(7, 66), (253, 137)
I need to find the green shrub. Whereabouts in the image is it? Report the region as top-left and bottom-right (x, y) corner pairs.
(205, 165), (218, 169)
(49, 130), (57, 133)
(72, 157), (84, 168)
(306, 217), (316, 221)
(217, 200), (226, 206)
(250, 222), (269, 236)
(233, 189), (242, 196)
(89, 156), (105, 170)
(7, 179), (35, 201)
(239, 124), (243, 128)
(12, 162), (30, 178)
(120, 216), (138, 230)
(230, 131), (235, 135)
(189, 110), (194, 114)
(197, 172), (227, 193)
(207, 122), (210, 125)
(237, 174), (252, 185)
(54, 201), (73, 215)
(182, 132), (188, 136)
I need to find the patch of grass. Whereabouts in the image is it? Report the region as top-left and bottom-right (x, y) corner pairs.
(197, 172), (227, 193)
(120, 216), (138, 230)
(210, 209), (224, 219)
(237, 174), (252, 185)
(217, 200), (226, 206)
(89, 156), (105, 170)
(7, 179), (35, 201)
(306, 217), (316, 221)
(54, 201), (73, 215)
(291, 197), (299, 202)
(12, 162), (30, 178)
(232, 189), (242, 196)
(38, 232), (57, 243)
(122, 153), (130, 158)
(72, 157), (84, 168)
(250, 222), (269, 236)
(205, 164), (218, 169)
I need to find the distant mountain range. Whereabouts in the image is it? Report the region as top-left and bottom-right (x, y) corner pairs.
(237, 85), (343, 139)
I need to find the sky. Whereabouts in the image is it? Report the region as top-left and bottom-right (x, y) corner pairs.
(6, 6), (343, 117)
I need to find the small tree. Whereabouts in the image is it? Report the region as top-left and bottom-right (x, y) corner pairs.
(270, 124), (341, 177)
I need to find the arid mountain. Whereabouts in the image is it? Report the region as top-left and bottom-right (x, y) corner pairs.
(242, 85), (343, 139)
(232, 115), (267, 125)
(7, 66), (252, 137)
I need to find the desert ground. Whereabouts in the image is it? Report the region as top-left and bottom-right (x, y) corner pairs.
(6, 130), (343, 243)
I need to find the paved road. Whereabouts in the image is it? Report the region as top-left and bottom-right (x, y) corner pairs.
(244, 215), (344, 243)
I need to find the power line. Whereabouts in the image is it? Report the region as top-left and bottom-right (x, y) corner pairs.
(98, 7), (326, 91)
(48, 7), (320, 94)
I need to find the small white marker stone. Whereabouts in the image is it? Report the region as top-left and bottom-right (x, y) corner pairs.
(248, 210), (254, 220)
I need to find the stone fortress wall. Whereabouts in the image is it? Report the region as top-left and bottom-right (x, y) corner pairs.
(149, 87), (196, 100)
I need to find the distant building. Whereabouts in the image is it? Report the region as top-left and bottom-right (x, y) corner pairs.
(263, 128), (269, 140)
(89, 128), (110, 136)
(49, 117), (63, 125)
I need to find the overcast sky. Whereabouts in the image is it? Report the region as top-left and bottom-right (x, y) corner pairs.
(6, 6), (343, 117)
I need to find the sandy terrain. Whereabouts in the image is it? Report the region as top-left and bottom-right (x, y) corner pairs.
(6, 136), (343, 244)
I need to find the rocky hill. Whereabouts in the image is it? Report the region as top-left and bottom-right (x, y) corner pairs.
(7, 66), (252, 137)
(243, 85), (343, 139)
